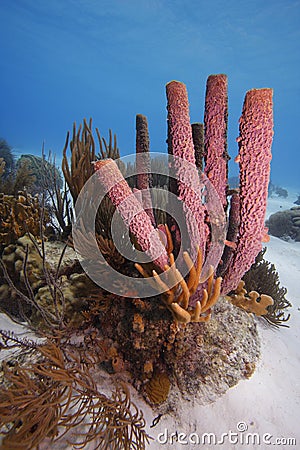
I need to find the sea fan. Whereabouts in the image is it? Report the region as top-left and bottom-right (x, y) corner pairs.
(0, 332), (151, 450)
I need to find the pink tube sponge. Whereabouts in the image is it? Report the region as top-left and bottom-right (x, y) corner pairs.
(221, 88), (273, 295)
(204, 74), (229, 210)
(166, 81), (207, 259)
(94, 159), (168, 271)
(166, 81), (197, 164)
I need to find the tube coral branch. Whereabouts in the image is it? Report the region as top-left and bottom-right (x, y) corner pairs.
(217, 192), (240, 278)
(221, 88), (273, 295)
(136, 114), (151, 190)
(166, 81), (207, 260)
(93, 159), (168, 271)
(204, 74), (229, 210)
(191, 123), (204, 171)
(135, 114), (155, 225)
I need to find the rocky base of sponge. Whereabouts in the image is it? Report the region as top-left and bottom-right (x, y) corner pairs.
(94, 294), (260, 412)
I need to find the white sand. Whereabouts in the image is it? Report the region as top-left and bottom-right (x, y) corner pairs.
(1, 193), (299, 449)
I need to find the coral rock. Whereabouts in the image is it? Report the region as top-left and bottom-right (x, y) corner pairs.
(266, 206), (300, 241)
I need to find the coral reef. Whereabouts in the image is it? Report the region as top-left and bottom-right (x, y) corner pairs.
(0, 192), (45, 245)
(0, 235), (97, 329)
(266, 206), (300, 241)
(0, 75), (284, 449)
(0, 145), (52, 245)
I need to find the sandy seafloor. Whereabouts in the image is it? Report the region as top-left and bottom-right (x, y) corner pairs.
(0, 189), (299, 449)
